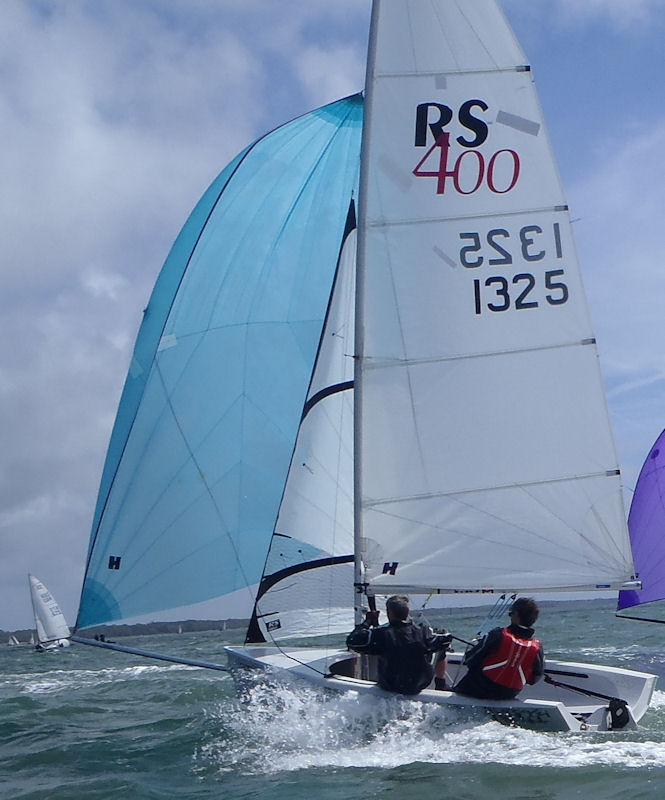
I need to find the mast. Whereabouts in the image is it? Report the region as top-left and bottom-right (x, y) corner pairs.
(353, 0), (380, 625)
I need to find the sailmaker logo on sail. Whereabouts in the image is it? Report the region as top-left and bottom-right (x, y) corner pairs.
(413, 100), (520, 196)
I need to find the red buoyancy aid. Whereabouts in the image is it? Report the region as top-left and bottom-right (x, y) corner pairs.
(481, 628), (541, 690)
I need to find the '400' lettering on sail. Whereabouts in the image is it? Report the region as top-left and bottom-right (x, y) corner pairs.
(412, 99), (569, 315)
(412, 100), (519, 195)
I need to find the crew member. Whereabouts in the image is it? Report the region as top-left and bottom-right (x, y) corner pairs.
(346, 595), (453, 695)
(453, 596), (544, 700)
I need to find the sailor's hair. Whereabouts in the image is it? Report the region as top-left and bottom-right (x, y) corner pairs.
(510, 597), (539, 627)
(386, 595), (410, 621)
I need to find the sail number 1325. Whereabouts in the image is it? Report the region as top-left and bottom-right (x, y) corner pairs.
(460, 223), (569, 315)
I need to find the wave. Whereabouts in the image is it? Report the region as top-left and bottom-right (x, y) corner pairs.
(1, 662), (208, 695)
(196, 679), (665, 775)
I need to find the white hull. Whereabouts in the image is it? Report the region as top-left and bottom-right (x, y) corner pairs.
(35, 638), (71, 652)
(225, 645), (656, 733)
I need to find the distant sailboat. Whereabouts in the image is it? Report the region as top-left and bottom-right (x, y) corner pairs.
(73, 0), (657, 732)
(8, 634), (20, 646)
(29, 574), (71, 651)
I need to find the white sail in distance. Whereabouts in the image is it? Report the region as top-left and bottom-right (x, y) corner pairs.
(29, 575), (71, 644)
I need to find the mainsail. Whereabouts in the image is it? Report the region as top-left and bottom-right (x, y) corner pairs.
(356, 0), (635, 597)
(76, 96), (362, 629)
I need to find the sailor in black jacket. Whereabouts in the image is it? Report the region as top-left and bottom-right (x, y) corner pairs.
(347, 595), (452, 695)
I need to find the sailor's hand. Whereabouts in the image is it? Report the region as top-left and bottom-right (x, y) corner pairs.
(437, 631), (453, 648)
(365, 609), (380, 626)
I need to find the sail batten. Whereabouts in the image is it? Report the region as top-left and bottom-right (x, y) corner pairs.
(368, 206), (572, 229)
(374, 67), (530, 79)
(362, 470), (629, 507)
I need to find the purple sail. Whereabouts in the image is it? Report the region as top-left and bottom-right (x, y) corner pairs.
(617, 429), (665, 611)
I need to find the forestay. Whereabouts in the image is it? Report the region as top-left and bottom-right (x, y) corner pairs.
(356, 0), (635, 595)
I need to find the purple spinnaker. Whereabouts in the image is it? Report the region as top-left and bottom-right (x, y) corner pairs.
(617, 429), (665, 612)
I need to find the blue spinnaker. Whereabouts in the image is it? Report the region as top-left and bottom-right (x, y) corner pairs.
(76, 95), (363, 628)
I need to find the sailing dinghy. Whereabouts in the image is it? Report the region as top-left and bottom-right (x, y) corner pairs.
(73, 0), (657, 732)
(30, 574), (71, 651)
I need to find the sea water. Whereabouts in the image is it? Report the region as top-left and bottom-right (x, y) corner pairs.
(2, 599), (665, 799)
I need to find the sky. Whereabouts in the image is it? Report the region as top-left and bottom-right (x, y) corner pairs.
(2, 0), (665, 632)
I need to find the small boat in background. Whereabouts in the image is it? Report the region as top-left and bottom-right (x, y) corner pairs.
(29, 574), (71, 651)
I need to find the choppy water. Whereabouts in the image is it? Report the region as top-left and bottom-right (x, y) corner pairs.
(3, 600), (665, 799)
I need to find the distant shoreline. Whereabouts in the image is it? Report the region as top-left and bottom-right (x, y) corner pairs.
(2, 618), (249, 641)
(3, 596), (619, 641)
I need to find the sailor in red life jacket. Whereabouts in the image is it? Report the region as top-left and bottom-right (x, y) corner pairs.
(453, 597), (544, 701)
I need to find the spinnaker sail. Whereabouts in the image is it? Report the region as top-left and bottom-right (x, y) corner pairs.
(76, 96), (363, 629)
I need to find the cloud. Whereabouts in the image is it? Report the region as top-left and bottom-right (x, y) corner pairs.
(504, 0), (661, 28)
(553, 0), (660, 25)
(571, 120), (665, 371)
(567, 118), (665, 488)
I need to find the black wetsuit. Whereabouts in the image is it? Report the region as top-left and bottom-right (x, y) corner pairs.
(453, 623), (544, 700)
(346, 619), (451, 695)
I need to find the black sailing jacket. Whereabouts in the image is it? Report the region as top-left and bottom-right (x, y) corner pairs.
(347, 619), (451, 695)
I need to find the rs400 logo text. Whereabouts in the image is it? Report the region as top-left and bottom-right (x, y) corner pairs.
(413, 100), (519, 195)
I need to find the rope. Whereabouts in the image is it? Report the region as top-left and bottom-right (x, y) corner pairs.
(543, 673), (623, 704)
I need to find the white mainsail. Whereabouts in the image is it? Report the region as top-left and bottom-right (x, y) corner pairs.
(356, 0), (634, 596)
